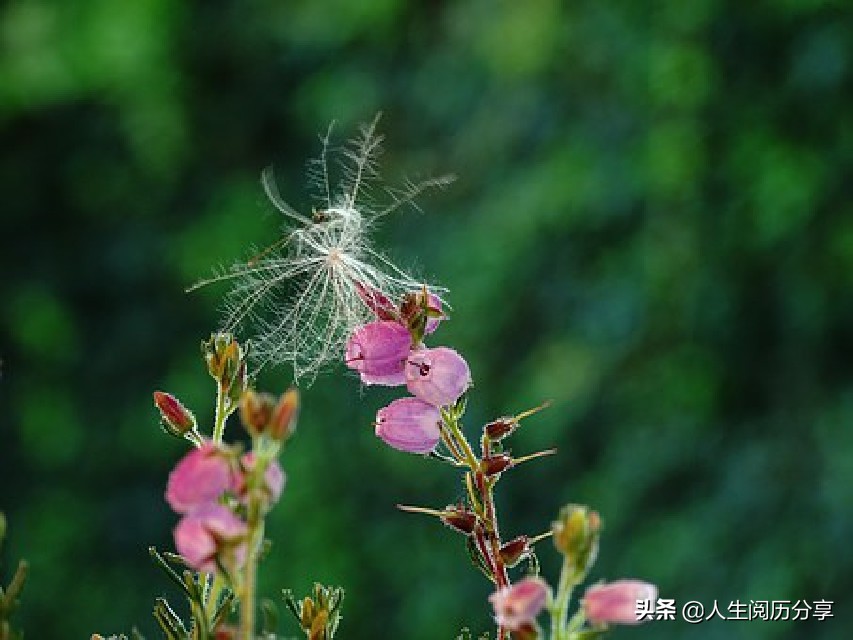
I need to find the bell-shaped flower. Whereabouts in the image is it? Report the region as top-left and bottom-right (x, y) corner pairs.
(375, 397), (442, 454)
(405, 347), (471, 407)
(345, 321), (412, 386)
(489, 577), (550, 632)
(166, 443), (238, 514)
(582, 580), (658, 626)
(174, 504), (247, 574)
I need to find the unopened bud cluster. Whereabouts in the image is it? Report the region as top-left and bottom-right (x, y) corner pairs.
(202, 332), (248, 404)
(283, 583), (345, 640)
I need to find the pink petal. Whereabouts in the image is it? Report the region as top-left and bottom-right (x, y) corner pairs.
(405, 347), (471, 407)
(345, 321), (412, 386)
(583, 580), (658, 626)
(375, 397), (442, 454)
(489, 577), (550, 631)
(166, 443), (237, 514)
(239, 453), (286, 505)
(174, 505), (247, 574)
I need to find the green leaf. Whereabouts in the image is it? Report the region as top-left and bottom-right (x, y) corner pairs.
(149, 548), (192, 598)
(153, 597), (189, 640)
(211, 590), (235, 628)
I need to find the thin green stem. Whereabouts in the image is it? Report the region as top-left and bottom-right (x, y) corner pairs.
(443, 411), (478, 469)
(240, 519), (262, 640)
(551, 559), (581, 640)
(212, 384), (228, 444)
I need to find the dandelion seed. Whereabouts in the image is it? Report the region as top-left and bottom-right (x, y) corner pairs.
(189, 115), (454, 383)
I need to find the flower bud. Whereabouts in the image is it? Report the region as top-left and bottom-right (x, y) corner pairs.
(375, 397), (442, 454)
(484, 417), (517, 441)
(166, 443), (238, 514)
(499, 536), (530, 568)
(488, 577), (550, 632)
(226, 360), (248, 405)
(582, 580), (658, 626)
(240, 390), (277, 437)
(202, 333), (249, 402)
(153, 391), (196, 436)
(345, 321), (412, 386)
(482, 453), (513, 476)
(440, 506), (477, 535)
(174, 504), (247, 574)
(400, 289), (445, 337)
(270, 387), (299, 442)
(552, 504), (601, 575)
(405, 347), (471, 407)
(355, 281), (398, 321)
(287, 584), (344, 640)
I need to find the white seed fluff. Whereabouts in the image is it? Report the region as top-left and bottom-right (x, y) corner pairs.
(189, 115), (453, 383)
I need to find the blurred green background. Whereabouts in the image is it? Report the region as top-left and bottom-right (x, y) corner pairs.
(1, 1), (851, 638)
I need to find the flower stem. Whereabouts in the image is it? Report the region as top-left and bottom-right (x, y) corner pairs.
(442, 410), (479, 469)
(442, 410), (512, 640)
(213, 383), (228, 445)
(239, 454), (269, 639)
(550, 558), (581, 640)
(483, 481), (508, 640)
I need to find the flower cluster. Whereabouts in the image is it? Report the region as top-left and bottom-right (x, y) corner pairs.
(163, 442), (285, 573)
(145, 333), (313, 639)
(345, 286), (657, 640)
(90, 121), (658, 640)
(345, 285), (471, 454)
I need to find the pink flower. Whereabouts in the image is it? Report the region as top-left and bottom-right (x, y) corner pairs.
(489, 577), (550, 632)
(375, 397), (442, 454)
(345, 321), (412, 386)
(582, 580), (658, 626)
(239, 453), (286, 505)
(166, 443), (238, 514)
(174, 504), (247, 573)
(405, 347), (471, 407)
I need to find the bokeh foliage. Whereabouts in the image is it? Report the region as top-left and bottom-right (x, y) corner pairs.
(1, 1), (851, 638)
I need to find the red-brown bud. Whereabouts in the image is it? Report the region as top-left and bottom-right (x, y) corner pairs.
(355, 282), (399, 321)
(240, 390), (277, 436)
(482, 453), (513, 476)
(499, 535), (530, 568)
(270, 388), (299, 443)
(484, 417), (517, 441)
(153, 391), (196, 436)
(440, 507), (477, 535)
